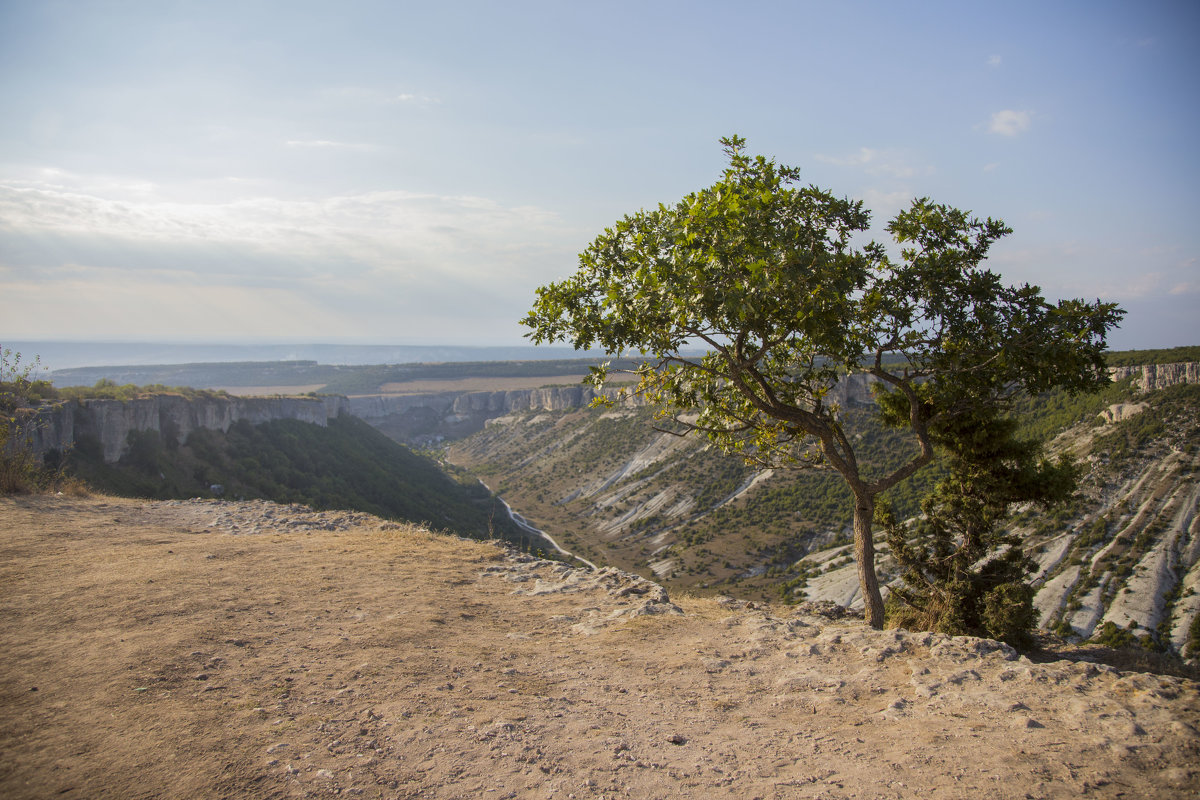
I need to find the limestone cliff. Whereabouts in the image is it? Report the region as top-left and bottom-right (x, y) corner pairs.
(30, 394), (349, 463)
(1109, 361), (1200, 392)
(347, 385), (619, 443)
(349, 377), (880, 445)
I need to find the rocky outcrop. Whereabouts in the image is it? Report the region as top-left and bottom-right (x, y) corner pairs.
(347, 385), (610, 422)
(28, 394), (349, 463)
(1109, 362), (1200, 392)
(350, 376), (880, 445)
(347, 386), (620, 444)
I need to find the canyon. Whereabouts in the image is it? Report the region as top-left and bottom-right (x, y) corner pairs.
(17, 361), (1200, 658)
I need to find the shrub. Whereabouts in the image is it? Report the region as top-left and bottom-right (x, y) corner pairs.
(1, 348), (48, 494)
(883, 407), (1076, 647)
(981, 583), (1036, 648)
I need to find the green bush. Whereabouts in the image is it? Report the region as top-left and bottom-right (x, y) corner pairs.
(883, 408), (1075, 647)
(981, 583), (1036, 648)
(1091, 620), (1139, 649)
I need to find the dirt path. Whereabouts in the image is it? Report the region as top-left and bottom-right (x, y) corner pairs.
(1, 495), (1197, 799)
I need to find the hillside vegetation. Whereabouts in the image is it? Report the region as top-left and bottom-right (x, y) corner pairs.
(66, 414), (529, 546)
(446, 371), (1200, 658)
(447, 403), (944, 596)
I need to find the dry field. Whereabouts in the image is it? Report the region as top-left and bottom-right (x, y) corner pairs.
(2, 495), (1198, 799)
(216, 385), (329, 397)
(376, 375), (635, 395)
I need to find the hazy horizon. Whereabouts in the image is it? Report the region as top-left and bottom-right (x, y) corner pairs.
(4, 340), (596, 372)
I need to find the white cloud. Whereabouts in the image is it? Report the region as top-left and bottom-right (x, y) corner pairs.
(815, 147), (921, 178)
(0, 182), (561, 269)
(319, 86), (441, 106)
(817, 147), (877, 167)
(284, 139), (377, 151)
(988, 109), (1033, 137)
(0, 178), (576, 342)
(389, 93), (439, 104)
(987, 55), (1002, 67)
(861, 188), (913, 219)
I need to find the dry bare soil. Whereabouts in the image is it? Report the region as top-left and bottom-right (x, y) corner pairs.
(2, 495), (1198, 800)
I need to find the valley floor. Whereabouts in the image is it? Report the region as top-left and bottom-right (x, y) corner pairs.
(2, 495), (1198, 799)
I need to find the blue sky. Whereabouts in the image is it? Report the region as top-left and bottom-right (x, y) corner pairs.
(1, 0), (1196, 350)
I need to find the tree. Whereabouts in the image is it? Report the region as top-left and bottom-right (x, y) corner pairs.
(522, 137), (1122, 628)
(880, 406), (1076, 646)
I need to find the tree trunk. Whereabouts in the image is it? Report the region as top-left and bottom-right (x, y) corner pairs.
(853, 493), (885, 629)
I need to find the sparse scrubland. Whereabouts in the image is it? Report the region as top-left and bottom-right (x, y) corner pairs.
(447, 367), (1200, 662)
(62, 413), (532, 548)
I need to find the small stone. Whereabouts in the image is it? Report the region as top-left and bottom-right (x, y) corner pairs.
(667, 734), (687, 745)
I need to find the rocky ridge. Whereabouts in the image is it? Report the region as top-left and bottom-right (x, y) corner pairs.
(27, 394), (349, 463)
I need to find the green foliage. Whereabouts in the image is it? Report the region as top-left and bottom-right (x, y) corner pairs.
(1010, 377), (1136, 443)
(1049, 618), (1075, 638)
(1090, 621), (1140, 649)
(980, 583), (1037, 646)
(883, 407), (1077, 646)
(523, 136), (1122, 628)
(1, 347), (63, 494)
(1090, 384), (1200, 466)
(1188, 612), (1200, 659)
(1104, 346), (1200, 366)
(0, 346), (44, 414)
(68, 415), (526, 543)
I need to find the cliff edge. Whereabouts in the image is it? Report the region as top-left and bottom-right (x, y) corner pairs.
(1, 495), (1197, 799)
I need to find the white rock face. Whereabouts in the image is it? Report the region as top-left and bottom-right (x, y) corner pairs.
(1101, 402), (1148, 423)
(1109, 361), (1200, 391)
(30, 395), (350, 463)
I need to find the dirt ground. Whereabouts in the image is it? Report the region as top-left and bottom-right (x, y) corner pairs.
(2, 495), (1198, 800)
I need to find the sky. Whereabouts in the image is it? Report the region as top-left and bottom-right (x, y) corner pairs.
(1, 0), (1197, 351)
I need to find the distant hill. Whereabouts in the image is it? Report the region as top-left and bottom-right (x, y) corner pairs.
(14, 341), (590, 372)
(45, 356), (647, 393)
(40, 344), (1200, 392)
